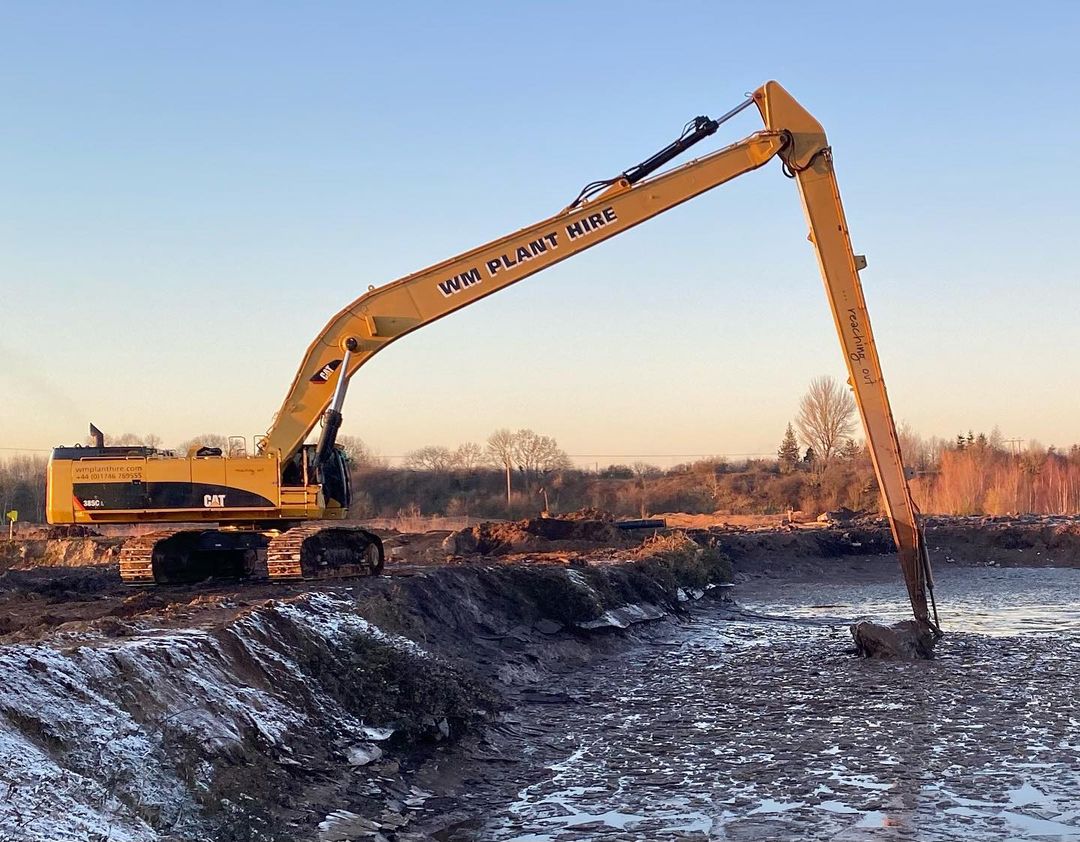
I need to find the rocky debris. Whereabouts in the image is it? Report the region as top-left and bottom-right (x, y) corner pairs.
(346, 743), (384, 766)
(359, 725), (395, 741)
(922, 517), (1080, 568)
(382, 529), (453, 564)
(577, 602), (668, 630)
(534, 618), (563, 634)
(850, 620), (937, 659)
(317, 809), (384, 841)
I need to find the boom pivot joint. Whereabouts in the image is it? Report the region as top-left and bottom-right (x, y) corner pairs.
(778, 130), (832, 179)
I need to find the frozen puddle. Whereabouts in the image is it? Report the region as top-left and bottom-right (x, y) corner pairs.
(929, 780), (1080, 838)
(749, 798), (806, 814)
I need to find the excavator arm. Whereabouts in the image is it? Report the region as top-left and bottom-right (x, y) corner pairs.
(261, 129), (787, 456)
(261, 80), (940, 633)
(756, 83), (939, 634)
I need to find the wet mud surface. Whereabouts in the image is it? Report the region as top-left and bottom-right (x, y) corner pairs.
(3, 523), (1080, 840)
(415, 567), (1080, 841)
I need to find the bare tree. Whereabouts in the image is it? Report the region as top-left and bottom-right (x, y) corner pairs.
(403, 445), (453, 472)
(692, 457), (727, 504)
(898, 421), (931, 472)
(511, 429), (570, 483)
(451, 442), (484, 471)
(631, 461), (660, 518)
(0, 454), (49, 522)
(485, 428), (570, 505)
(338, 434), (387, 469)
(795, 376), (856, 468)
(486, 428), (516, 506)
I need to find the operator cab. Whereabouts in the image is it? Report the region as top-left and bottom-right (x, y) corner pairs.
(280, 444), (351, 510)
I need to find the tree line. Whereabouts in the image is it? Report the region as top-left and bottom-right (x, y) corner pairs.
(4, 376), (1079, 523)
(0, 454), (47, 525)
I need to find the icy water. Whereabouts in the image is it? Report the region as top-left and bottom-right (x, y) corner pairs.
(473, 567), (1080, 841)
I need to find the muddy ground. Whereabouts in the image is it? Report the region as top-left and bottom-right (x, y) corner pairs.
(0, 516), (1078, 841)
(3, 516), (1078, 645)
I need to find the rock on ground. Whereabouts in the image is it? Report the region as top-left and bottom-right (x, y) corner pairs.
(850, 619), (937, 659)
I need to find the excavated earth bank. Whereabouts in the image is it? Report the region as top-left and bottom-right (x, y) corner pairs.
(2, 516), (1079, 841)
(0, 536), (731, 842)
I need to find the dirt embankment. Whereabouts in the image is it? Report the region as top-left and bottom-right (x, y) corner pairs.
(436, 513), (1080, 575)
(0, 533), (731, 842)
(440, 515), (631, 556)
(923, 517), (1080, 566)
(2, 516), (1078, 642)
(0, 536), (124, 572)
(690, 517), (1080, 582)
(2, 515), (1078, 839)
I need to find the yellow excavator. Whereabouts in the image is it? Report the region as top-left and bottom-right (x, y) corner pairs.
(46, 81), (940, 634)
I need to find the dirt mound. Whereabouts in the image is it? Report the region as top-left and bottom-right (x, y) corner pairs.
(443, 516), (629, 556)
(6, 537), (124, 570)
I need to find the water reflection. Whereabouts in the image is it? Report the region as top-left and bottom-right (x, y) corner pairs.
(739, 566), (1080, 636)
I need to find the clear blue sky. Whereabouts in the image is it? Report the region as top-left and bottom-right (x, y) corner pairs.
(2, 1), (1078, 464)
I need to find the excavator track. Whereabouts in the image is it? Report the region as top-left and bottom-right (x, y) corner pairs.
(266, 525), (384, 581)
(119, 529), (186, 584)
(119, 525), (383, 585)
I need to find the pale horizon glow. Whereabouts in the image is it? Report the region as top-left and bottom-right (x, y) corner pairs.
(3, 3), (1078, 465)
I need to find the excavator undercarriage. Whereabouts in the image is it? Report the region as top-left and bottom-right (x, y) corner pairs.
(118, 525), (385, 585)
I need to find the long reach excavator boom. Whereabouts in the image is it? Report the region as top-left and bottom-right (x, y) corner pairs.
(46, 81), (940, 634)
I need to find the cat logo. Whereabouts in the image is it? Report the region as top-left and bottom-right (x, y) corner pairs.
(203, 494), (226, 508)
(309, 359), (343, 383)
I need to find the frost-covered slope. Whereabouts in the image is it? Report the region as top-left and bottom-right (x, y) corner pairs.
(1, 556), (718, 842)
